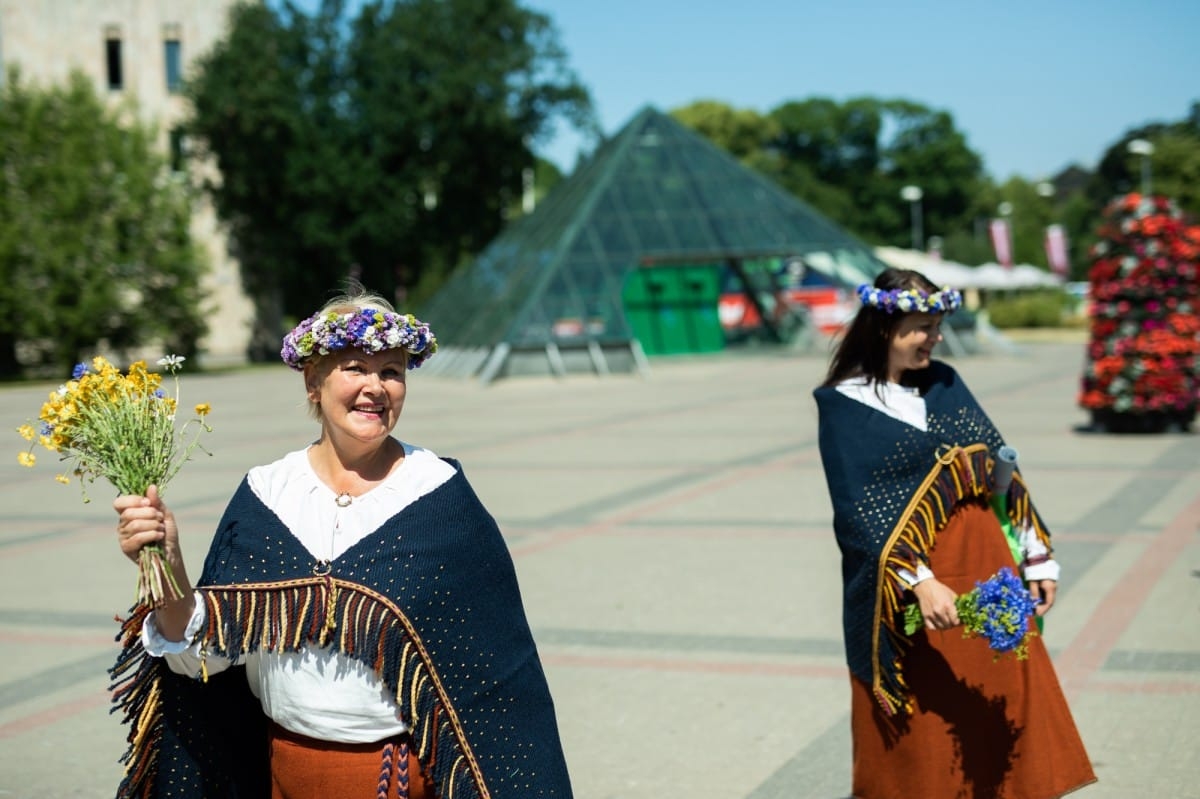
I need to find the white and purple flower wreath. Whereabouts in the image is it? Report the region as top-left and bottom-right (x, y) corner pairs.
(280, 308), (438, 371)
(856, 284), (963, 314)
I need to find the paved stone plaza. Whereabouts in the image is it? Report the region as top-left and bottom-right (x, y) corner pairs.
(1, 340), (1197, 798)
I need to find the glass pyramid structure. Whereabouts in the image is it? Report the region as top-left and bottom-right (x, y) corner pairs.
(417, 105), (887, 381)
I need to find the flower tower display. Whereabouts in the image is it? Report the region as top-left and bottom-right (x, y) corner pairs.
(1079, 193), (1200, 432)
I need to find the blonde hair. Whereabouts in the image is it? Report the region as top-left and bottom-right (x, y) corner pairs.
(317, 286), (397, 317)
(299, 287), (401, 420)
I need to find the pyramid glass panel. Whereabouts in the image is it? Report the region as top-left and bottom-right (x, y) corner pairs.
(418, 107), (890, 380)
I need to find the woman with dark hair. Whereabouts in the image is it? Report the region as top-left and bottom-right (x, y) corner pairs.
(813, 268), (1095, 798)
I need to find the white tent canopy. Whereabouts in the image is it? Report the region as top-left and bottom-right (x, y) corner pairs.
(874, 247), (1064, 290)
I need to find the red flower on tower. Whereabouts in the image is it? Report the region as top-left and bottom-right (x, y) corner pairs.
(1079, 193), (1200, 432)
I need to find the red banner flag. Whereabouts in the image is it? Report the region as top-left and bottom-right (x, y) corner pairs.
(1044, 224), (1069, 276)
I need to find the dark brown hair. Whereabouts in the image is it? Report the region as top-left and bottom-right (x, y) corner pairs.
(820, 267), (942, 388)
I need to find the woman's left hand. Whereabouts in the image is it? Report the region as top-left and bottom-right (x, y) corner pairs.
(1027, 579), (1056, 616)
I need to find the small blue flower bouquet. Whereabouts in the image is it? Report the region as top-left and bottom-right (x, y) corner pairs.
(903, 567), (1039, 659)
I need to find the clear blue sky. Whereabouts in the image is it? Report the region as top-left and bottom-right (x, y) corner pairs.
(528, 0), (1200, 181)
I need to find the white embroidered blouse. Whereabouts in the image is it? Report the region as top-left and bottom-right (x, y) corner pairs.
(142, 441), (456, 743)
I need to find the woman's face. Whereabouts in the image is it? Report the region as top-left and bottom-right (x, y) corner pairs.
(887, 312), (944, 380)
(306, 348), (407, 446)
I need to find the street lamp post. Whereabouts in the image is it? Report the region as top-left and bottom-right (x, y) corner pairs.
(1035, 182), (1053, 259)
(1127, 138), (1155, 197)
(900, 185), (924, 251)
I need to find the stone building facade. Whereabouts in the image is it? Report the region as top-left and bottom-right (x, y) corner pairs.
(0, 0), (255, 366)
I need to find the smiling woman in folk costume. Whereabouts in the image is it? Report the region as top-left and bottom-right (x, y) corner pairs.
(111, 288), (573, 798)
(812, 268), (1096, 798)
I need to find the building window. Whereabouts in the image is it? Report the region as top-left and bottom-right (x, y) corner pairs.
(164, 26), (182, 91)
(105, 26), (122, 90)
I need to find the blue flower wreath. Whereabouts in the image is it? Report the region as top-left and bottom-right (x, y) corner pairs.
(280, 308), (437, 371)
(857, 284), (963, 314)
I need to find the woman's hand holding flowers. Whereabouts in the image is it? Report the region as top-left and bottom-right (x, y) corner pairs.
(1027, 578), (1056, 617)
(912, 577), (960, 631)
(113, 485), (194, 638)
(16, 355), (213, 607)
(114, 484), (178, 562)
(905, 568), (1041, 659)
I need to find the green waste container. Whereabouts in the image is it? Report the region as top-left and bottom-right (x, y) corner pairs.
(622, 265), (724, 355)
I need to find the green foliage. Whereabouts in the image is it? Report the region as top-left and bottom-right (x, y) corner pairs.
(938, 228), (997, 267)
(1008, 113), (1200, 285)
(183, 2), (342, 356)
(991, 177), (1059, 268)
(1056, 192), (1098, 281)
(1085, 109), (1200, 252)
(0, 69), (208, 378)
(1148, 131), (1200, 219)
(185, 0), (596, 358)
(669, 96), (1199, 283)
(878, 99), (984, 246)
(765, 97), (883, 234)
(670, 100), (780, 160)
(985, 290), (1070, 329)
(670, 97), (985, 249)
(1090, 126), (1167, 207)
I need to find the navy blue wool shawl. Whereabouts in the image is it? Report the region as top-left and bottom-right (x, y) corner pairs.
(110, 460), (572, 798)
(813, 361), (1052, 716)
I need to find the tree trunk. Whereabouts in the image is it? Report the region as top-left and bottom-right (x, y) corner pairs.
(248, 284), (285, 362)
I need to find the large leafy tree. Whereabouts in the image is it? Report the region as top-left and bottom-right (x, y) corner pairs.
(875, 99), (985, 249)
(769, 97), (882, 205)
(670, 100), (780, 162)
(1091, 115), (1200, 220)
(791, 98), (986, 248)
(1060, 104), (1200, 277)
(1148, 131), (1200, 219)
(671, 95), (1199, 281)
(0, 70), (207, 378)
(184, 2), (347, 357)
(671, 97), (985, 248)
(185, 0), (595, 358)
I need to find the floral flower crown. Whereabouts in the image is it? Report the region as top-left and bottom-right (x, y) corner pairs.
(280, 308), (438, 371)
(856, 283), (963, 314)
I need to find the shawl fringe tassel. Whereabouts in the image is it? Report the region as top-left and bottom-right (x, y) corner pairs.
(109, 602), (161, 799)
(109, 579), (490, 799)
(871, 443), (1052, 716)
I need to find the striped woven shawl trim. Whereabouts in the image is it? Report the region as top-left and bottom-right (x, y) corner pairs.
(869, 443), (1051, 716)
(109, 576), (490, 799)
(109, 602), (158, 798)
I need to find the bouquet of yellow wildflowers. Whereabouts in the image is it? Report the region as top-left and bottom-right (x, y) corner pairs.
(16, 355), (212, 607)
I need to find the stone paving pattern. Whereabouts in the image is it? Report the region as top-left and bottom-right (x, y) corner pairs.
(1, 341), (1197, 798)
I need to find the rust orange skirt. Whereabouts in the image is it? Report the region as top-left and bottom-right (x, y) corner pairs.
(850, 502), (1097, 799)
(268, 723), (434, 799)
